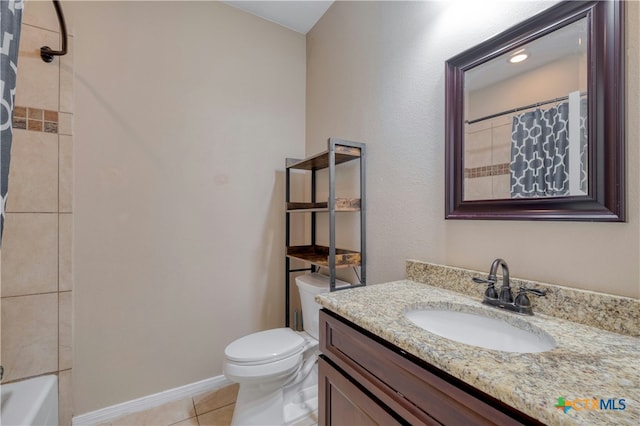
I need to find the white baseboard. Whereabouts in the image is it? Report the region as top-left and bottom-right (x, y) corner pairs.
(72, 375), (232, 425)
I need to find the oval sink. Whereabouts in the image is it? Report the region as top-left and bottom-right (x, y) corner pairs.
(405, 308), (556, 353)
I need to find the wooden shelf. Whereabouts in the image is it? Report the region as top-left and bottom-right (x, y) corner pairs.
(287, 198), (361, 212)
(286, 145), (361, 171)
(287, 245), (361, 269)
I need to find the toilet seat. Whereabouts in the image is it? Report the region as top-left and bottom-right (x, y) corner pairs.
(225, 328), (305, 364)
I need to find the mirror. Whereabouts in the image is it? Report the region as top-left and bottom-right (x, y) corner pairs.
(445, 1), (625, 221)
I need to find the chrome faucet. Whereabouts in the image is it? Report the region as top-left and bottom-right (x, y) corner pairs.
(473, 258), (546, 315)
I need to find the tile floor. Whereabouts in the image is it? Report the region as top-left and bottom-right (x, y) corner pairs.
(98, 383), (318, 426)
(103, 384), (238, 426)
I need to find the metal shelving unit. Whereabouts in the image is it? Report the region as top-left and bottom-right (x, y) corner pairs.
(284, 138), (366, 327)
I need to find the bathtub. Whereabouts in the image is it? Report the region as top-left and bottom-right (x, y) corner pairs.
(0, 375), (58, 426)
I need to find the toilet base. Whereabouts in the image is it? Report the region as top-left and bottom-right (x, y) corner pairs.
(283, 369), (318, 425)
(231, 364), (318, 426)
(231, 378), (286, 426)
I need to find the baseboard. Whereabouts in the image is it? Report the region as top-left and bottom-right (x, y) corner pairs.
(72, 375), (232, 425)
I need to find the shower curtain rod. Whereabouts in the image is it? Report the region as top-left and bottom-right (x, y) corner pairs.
(41, 0), (67, 62)
(466, 91), (587, 125)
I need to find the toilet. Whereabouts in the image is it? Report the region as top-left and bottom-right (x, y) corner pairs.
(224, 273), (348, 425)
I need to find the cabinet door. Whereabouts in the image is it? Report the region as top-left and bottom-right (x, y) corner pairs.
(318, 357), (406, 426)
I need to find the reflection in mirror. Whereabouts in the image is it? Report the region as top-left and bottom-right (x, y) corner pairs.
(445, 0), (625, 221)
(463, 18), (588, 201)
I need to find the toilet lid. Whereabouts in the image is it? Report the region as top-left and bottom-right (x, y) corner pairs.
(225, 328), (305, 364)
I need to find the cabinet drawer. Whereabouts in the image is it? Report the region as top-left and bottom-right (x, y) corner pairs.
(320, 309), (538, 426)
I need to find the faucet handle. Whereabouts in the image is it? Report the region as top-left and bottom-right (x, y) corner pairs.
(518, 287), (546, 297)
(472, 277), (498, 300)
(514, 287), (546, 313)
(512, 287), (546, 315)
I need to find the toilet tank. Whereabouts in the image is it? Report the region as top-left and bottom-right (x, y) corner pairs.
(295, 273), (349, 340)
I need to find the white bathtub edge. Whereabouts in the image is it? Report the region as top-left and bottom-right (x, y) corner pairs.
(72, 375), (230, 426)
(0, 374), (58, 426)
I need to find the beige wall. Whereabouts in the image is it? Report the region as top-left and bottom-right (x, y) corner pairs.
(307, 1), (639, 298)
(0, 1), (74, 424)
(66, 1), (305, 414)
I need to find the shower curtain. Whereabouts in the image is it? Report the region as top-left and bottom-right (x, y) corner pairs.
(510, 102), (571, 198)
(1, 0), (23, 245)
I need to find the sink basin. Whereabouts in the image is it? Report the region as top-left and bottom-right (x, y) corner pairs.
(405, 308), (556, 353)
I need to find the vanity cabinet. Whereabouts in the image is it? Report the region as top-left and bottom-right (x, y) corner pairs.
(318, 309), (542, 426)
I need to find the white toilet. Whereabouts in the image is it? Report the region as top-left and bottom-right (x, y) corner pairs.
(224, 273), (348, 425)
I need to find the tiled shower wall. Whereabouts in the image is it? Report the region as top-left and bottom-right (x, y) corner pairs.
(0, 1), (73, 425)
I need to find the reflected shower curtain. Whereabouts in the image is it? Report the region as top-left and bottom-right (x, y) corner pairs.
(510, 102), (570, 198)
(0, 0), (23, 245)
(577, 97), (588, 194)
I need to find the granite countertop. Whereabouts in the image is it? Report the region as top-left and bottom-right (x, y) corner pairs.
(316, 280), (639, 426)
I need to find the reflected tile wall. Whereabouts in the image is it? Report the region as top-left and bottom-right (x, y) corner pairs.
(464, 115), (514, 199)
(0, 4), (74, 425)
(464, 176), (493, 201)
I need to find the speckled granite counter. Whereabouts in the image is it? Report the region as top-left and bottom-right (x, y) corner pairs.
(406, 260), (640, 337)
(316, 280), (639, 425)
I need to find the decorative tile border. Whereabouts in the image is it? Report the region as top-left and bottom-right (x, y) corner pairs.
(13, 106), (58, 134)
(464, 162), (509, 178)
(406, 259), (640, 337)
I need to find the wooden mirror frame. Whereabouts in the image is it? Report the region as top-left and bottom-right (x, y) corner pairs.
(445, 1), (625, 221)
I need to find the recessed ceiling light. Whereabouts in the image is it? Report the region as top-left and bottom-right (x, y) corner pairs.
(509, 52), (529, 64)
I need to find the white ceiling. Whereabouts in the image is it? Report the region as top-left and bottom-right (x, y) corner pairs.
(223, 1), (333, 34)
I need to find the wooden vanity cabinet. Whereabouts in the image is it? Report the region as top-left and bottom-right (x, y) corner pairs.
(318, 309), (542, 426)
